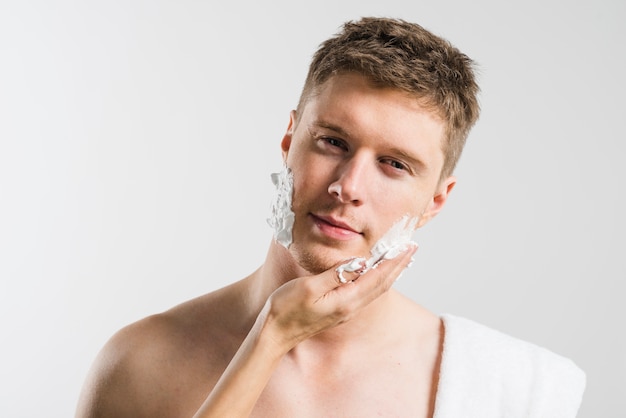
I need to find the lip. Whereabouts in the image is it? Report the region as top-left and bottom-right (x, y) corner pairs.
(310, 213), (362, 240)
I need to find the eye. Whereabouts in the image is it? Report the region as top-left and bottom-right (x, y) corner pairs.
(380, 158), (409, 172)
(322, 137), (348, 151)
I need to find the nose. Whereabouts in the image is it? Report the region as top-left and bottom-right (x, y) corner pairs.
(328, 155), (368, 205)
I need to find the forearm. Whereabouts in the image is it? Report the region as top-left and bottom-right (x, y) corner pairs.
(193, 313), (287, 418)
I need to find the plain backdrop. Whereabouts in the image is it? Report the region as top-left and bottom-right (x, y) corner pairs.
(1, 1), (624, 416)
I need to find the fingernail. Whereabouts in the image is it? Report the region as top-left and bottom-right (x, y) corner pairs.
(407, 256), (415, 268)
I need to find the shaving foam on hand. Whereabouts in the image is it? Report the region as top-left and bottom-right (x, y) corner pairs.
(335, 215), (418, 282)
(267, 166), (296, 249)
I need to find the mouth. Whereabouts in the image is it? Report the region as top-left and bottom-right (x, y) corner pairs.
(310, 213), (362, 240)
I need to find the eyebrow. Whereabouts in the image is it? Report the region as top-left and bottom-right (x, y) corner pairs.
(312, 120), (429, 174)
(313, 121), (352, 139)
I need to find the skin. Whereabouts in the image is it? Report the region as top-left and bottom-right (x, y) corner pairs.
(75, 73), (456, 418)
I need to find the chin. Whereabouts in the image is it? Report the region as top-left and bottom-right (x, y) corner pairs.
(288, 242), (350, 275)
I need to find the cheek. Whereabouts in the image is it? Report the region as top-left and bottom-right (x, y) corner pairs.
(288, 157), (333, 199)
(364, 194), (416, 237)
(287, 165), (320, 217)
(377, 183), (422, 213)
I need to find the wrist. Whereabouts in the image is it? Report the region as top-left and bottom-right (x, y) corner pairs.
(251, 304), (296, 359)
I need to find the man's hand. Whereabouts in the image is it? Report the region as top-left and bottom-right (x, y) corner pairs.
(259, 244), (418, 352)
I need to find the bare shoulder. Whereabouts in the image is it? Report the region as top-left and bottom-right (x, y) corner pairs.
(76, 282), (250, 418)
(75, 313), (179, 417)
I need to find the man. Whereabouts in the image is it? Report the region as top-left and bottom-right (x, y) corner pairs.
(76, 18), (585, 417)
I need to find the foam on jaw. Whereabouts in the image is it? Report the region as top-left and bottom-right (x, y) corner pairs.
(267, 166), (295, 249)
(336, 215), (418, 283)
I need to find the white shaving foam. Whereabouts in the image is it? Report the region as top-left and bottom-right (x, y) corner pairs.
(267, 166), (295, 249)
(336, 214), (418, 282)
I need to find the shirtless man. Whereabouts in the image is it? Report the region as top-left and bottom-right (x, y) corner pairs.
(76, 17), (584, 418)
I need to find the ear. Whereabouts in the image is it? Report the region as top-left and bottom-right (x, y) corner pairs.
(281, 110), (297, 162)
(417, 176), (456, 228)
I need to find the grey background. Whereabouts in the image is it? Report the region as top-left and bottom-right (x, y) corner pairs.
(1, 0), (624, 416)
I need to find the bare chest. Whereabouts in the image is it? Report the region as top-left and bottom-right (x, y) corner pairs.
(250, 354), (437, 418)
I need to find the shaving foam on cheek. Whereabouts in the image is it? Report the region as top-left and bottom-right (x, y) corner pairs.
(367, 215), (418, 267)
(267, 166), (295, 249)
(335, 214), (418, 282)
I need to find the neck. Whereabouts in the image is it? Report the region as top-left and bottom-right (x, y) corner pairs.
(249, 239), (305, 302)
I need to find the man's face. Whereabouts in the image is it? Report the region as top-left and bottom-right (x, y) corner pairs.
(281, 73), (455, 274)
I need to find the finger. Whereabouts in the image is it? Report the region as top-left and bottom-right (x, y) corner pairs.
(307, 243), (417, 297)
(337, 244), (417, 305)
(335, 257), (367, 284)
(307, 257), (367, 296)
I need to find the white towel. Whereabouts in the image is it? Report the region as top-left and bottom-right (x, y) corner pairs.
(433, 315), (586, 418)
